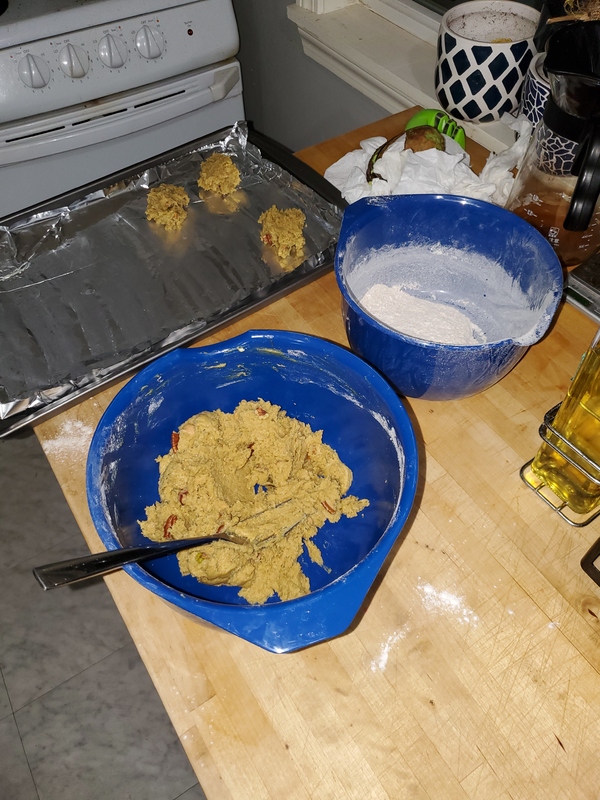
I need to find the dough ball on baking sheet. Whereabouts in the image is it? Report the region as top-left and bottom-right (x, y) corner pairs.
(259, 205), (306, 260)
(145, 184), (190, 232)
(198, 152), (241, 196)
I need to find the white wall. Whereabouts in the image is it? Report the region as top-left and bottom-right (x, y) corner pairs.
(231, 0), (387, 151)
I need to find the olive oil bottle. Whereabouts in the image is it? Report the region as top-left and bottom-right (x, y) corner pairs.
(531, 329), (600, 515)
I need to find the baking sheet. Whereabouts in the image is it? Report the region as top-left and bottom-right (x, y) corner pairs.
(0, 122), (343, 435)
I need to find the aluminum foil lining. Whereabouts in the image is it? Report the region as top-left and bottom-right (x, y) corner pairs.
(0, 122), (342, 422)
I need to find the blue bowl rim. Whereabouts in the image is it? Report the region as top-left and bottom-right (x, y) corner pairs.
(85, 329), (419, 652)
(334, 193), (564, 351)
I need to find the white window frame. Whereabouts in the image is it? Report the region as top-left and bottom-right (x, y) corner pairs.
(294, 0), (440, 46)
(288, 0), (515, 152)
(361, 0), (440, 46)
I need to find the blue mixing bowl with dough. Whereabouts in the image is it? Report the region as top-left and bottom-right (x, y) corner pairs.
(335, 194), (563, 400)
(86, 329), (418, 653)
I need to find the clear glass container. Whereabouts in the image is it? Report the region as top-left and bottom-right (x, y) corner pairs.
(506, 121), (600, 269)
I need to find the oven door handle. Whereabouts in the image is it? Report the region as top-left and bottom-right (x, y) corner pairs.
(0, 63), (242, 166)
(209, 65), (241, 103)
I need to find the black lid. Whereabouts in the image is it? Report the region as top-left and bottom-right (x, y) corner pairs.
(533, 0), (575, 51)
(545, 20), (600, 79)
(545, 21), (600, 118)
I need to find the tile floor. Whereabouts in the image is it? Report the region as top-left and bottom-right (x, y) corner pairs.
(0, 428), (207, 800)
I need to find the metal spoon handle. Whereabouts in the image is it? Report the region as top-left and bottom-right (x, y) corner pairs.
(32, 536), (223, 590)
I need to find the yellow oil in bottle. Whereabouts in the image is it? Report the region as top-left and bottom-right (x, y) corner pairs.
(531, 334), (600, 515)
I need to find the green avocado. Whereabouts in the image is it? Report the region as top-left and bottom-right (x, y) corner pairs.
(404, 126), (446, 152)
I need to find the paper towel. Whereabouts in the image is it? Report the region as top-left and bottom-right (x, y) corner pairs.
(324, 114), (533, 207)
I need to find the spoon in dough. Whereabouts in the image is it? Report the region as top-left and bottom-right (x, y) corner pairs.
(33, 529), (250, 590)
(33, 502), (305, 590)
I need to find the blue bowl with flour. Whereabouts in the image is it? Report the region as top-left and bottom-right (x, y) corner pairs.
(86, 330), (418, 653)
(335, 194), (563, 400)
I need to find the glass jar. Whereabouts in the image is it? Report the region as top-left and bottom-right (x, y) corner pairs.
(506, 121), (600, 269)
(531, 327), (600, 514)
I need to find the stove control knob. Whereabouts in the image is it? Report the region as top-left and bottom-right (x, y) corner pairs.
(98, 34), (128, 69)
(18, 53), (51, 89)
(135, 25), (164, 59)
(58, 44), (90, 79)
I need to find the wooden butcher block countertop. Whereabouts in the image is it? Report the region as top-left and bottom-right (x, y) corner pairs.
(34, 108), (600, 800)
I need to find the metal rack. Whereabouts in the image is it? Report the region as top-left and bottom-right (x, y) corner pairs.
(520, 402), (600, 527)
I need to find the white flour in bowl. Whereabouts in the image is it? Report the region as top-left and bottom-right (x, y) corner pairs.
(360, 284), (485, 345)
(346, 242), (545, 346)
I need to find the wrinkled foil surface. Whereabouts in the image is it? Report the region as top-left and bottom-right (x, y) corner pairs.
(0, 123), (341, 425)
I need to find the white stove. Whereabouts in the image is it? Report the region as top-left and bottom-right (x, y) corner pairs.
(0, 0), (244, 217)
(0, 0), (221, 46)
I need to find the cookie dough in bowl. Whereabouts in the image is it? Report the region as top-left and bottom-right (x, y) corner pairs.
(86, 330), (418, 653)
(140, 399), (369, 605)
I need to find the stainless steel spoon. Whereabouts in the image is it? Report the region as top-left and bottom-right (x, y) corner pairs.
(32, 529), (249, 590)
(33, 500), (306, 590)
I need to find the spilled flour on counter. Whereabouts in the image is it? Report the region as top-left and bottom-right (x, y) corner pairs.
(418, 581), (479, 626)
(370, 625), (410, 672)
(42, 418), (95, 463)
(360, 284), (485, 345)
